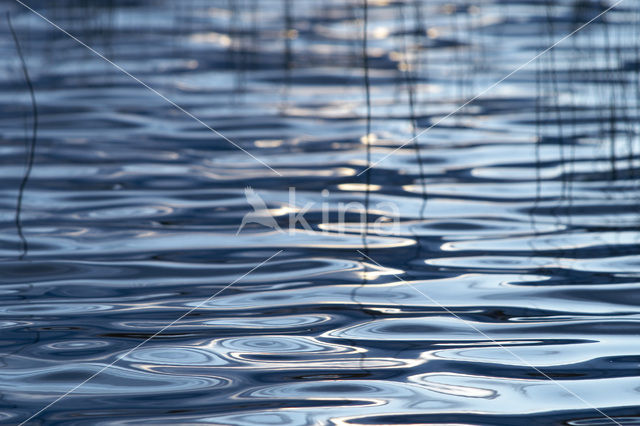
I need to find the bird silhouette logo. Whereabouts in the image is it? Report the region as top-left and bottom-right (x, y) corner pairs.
(236, 186), (283, 234)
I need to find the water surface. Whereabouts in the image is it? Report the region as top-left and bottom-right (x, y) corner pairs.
(1, 0), (640, 424)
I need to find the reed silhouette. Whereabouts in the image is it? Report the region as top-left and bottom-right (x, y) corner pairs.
(8, 13), (38, 260)
(361, 0), (372, 254)
(399, 2), (427, 220)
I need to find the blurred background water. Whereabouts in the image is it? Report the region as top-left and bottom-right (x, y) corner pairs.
(1, 0), (640, 424)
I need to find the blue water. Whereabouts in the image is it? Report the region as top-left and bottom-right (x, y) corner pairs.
(2, 0), (640, 424)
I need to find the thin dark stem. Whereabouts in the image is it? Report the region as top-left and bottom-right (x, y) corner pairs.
(362, 0), (371, 254)
(400, 3), (427, 220)
(8, 12), (38, 260)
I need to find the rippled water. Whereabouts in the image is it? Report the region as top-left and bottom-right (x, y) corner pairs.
(2, 0), (640, 424)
